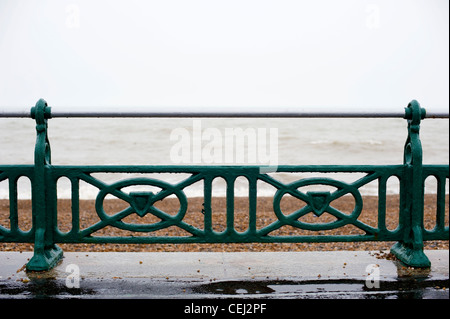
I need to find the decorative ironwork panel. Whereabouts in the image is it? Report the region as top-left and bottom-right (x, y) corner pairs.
(0, 166), (35, 243)
(47, 165), (412, 244)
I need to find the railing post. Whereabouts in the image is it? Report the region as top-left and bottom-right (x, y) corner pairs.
(390, 100), (431, 267)
(26, 99), (63, 271)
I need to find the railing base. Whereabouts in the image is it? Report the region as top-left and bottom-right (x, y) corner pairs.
(390, 241), (431, 268)
(26, 245), (63, 272)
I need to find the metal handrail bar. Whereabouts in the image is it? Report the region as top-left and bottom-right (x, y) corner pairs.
(1, 106), (449, 118)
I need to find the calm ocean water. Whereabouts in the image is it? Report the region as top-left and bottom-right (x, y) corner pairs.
(0, 117), (448, 198)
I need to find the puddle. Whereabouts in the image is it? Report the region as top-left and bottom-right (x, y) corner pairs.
(1, 277), (448, 299)
(0, 277), (95, 298)
(193, 280), (276, 295)
(192, 278), (449, 299)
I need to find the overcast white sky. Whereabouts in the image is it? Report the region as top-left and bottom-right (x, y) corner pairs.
(0, 0), (448, 112)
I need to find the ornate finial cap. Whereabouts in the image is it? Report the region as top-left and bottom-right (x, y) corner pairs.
(30, 98), (52, 121)
(404, 100), (426, 124)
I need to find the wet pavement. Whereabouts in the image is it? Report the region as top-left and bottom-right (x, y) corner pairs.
(0, 250), (448, 299)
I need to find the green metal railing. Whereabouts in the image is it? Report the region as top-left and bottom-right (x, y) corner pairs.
(0, 99), (448, 271)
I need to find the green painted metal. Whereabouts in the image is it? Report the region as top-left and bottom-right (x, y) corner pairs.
(0, 99), (448, 271)
(27, 99), (63, 271)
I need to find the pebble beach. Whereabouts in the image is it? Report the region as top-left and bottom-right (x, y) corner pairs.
(1, 194), (448, 253)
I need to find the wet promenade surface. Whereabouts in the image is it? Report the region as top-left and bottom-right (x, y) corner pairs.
(0, 250), (448, 299)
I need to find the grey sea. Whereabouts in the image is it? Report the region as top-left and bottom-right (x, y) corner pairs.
(0, 117), (448, 198)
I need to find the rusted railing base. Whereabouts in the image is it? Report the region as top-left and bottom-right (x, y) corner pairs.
(390, 242), (431, 268)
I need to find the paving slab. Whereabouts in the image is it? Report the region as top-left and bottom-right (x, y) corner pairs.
(0, 250), (448, 299)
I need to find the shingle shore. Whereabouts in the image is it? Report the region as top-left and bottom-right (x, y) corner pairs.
(1, 195), (448, 252)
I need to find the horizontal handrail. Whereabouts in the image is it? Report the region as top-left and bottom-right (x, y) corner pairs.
(1, 106), (449, 118)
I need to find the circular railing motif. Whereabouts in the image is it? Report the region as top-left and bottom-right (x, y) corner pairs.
(95, 178), (188, 232)
(273, 178), (363, 231)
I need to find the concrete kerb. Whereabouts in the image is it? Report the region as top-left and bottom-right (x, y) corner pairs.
(0, 250), (448, 299)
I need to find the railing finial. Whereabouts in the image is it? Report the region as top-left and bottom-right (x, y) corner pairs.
(404, 99), (426, 124)
(30, 98), (52, 121)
